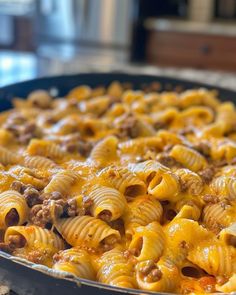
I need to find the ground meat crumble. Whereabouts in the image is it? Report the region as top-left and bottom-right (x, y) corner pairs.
(118, 114), (140, 139)
(199, 166), (216, 184)
(158, 155), (182, 168)
(202, 194), (219, 204)
(138, 260), (162, 283)
(30, 191), (80, 227)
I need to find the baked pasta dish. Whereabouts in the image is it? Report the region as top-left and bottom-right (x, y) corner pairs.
(0, 81), (235, 294)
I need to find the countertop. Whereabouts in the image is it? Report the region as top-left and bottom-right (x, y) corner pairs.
(145, 18), (236, 37)
(0, 50), (236, 91)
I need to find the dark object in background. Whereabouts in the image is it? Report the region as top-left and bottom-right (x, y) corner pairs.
(215, 0), (236, 19)
(130, 0), (188, 62)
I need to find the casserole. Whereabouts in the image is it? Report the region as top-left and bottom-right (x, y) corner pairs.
(0, 73), (234, 295)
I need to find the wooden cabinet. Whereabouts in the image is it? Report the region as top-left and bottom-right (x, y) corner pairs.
(146, 30), (236, 71)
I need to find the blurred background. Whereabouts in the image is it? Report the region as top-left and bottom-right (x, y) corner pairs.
(0, 0), (236, 88)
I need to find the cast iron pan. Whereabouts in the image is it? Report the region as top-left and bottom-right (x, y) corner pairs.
(0, 73), (235, 295)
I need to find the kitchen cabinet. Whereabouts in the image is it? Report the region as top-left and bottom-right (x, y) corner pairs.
(146, 30), (236, 71)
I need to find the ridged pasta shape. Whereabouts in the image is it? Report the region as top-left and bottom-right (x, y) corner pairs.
(179, 88), (218, 108)
(216, 274), (236, 293)
(27, 89), (52, 108)
(170, 144), (207, 172)
(0, 146), (22, 166)
(0, 129), (14, 145)
(44, 170), (80, 196)
(128, 160), (169, 183)
(124, 195), (163, 236)
(9, 166), (47, 190)
(203, 202), (236, 233)
(107, 81), (123, 98)
(136, 258), (180, 292)
(98, 166), (146, 198)
(129, 99), (148, 114)
(88, 185), (127, 221)
(50, 116), (81, 136)
(216, 102), (236, 131)
(79, 96), (110, 116)
(178, 106), (214, 126)
(79, 118), (108, 138)
(151, 107), (179, 126)
(0, 170), (16, 192)
(89, 136), (118, 167)
(219, 222), (236, 247)
(0, 190), (29, 229)
(174, 201), (201, 221)
(134, 119), (156, 137)
(220, 164), (236, 177)
(211, 141), (236, 162)
(27, 139), (66, 160)
(178, 89), (203, 107)
(118, 137), (162, 155)
(53, 248), (96, 280)
(210, 176), (236, 200)
(156, 130), (184, 147)
(175, 168), (204, 196)
(122, 90), (144, 104)
(128, 222), (165, 262)
(188, 241), (236, 277)
(148, 171), (180, 201)
(106, 103), (127, 118)
(143, 93), (160, 110)
(55, 215), (120, 248)
(4, 225), (65, 267)
(24, 155), (58, 170)
(159, 91), (180, 107)
(67, 85), (91, 101)
(97, 248), (137, 289)
(165, 218), (213, 250)
(200, 121), (227, 138)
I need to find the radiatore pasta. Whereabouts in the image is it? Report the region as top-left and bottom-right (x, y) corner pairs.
(0, 81), (235, 294)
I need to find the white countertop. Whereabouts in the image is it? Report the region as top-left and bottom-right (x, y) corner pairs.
(145, 18), (236, 37)
(0, 50), (236, 91)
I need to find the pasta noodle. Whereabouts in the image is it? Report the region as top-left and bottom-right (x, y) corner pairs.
(27, 139), (66, 160)
(0, 146), (22, 165)
(98, 166), (146, 198)
(188, 241), (236, 276)
(124, 195), (163, 236)
(53, 248), (95, 280)
(87, 184), (127, 221)
(0, 82), (235, 294)
(128, 222), (165, 261)
(44, 170), (80, 196)
(170, 144), (207, 172)
(97, 247), (137, 288)
(24, 155), (58, 171)
(4, 225), (64, 266)
(89, 136), (118, 167)
(0, 190), (29, 229)
(55, 215), (121, 249)
(136, 257), (180, 292)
